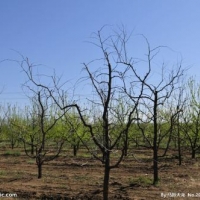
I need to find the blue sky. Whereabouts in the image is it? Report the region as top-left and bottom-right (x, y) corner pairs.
(0, 1), (200, 106)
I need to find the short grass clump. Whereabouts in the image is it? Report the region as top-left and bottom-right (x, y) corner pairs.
(4, 150), (21, 157)
(0, 170), (7, 176)
(129, 176), (152, 187)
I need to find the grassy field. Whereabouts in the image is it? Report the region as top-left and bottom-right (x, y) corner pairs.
(0, 146), (200, 199)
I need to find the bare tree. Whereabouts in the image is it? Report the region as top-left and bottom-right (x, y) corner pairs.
(119, 37), (185, 185)
(76, 29), (142, 200)
(24, 104), (40, 155)
(182, 77), (200, 159)
(158, 87), (186, 165)
(45, 27), (144, 200)
(19, 60), (70, 179)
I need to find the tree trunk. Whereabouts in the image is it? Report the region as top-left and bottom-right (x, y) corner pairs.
(37, 162), (42, 179)
(103, 152), (110, 200)
(37, 152), (42, 179)
(153, 146), (158, 185)
(177, 136), (182, 165)
(31, 137), (34, 155)
(177, 111), (182, 165)
(153, 91), (159, 185)
(31, 144), (34, 155)
(124, 132), (128, 156)
(11, 137), (14, 149)
(153, 91), (158, 185)
(73, 145), (77, 157)
(192, 149), (196, 159)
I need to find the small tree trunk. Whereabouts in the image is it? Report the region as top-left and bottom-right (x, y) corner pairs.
(31, 138), (34, 155)
(177, 112), (182, 165)
(37, 153), (42, 179)
(11, 137), (15, 149)
(31, 144), (34, 155)
(73, 145), (77, 157)
(177, 138), (182, 165)
(37, 162), (42, 179)
(192, 149), (196, 159)
(124, 133), (128, 156)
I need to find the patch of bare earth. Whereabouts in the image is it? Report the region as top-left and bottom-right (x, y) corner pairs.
(0, 148), (200, 199)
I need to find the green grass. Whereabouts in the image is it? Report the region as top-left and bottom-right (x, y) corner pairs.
(0, 170), (7, 176)
(27, 159), (35, 164)
(3, 150), (21, 156)
(129, 176), (152, 186)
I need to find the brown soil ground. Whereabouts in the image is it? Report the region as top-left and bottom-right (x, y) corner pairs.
(0, 147), (200, 200)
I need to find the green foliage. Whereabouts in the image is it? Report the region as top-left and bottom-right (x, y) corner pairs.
(3, 150), (21, 156)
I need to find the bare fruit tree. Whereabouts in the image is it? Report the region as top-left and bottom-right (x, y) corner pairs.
(19, 59), (69, 179)
(120, 37), (185, 185)
(48, 27), (145, 200)
(182, 78), (200, 159)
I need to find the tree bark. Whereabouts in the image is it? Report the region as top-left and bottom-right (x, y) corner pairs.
(31, 137), (34, 155)
(177, 110), (182, 165)
(192, 149), (196, 159)
(38, 162), (42, 179)
(37, 151), (42, 179)
(124, 132), (128, 156)
(73, 145), (77, 157)
(153, 91), (158, 185)
(103, 152), (110, 200)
